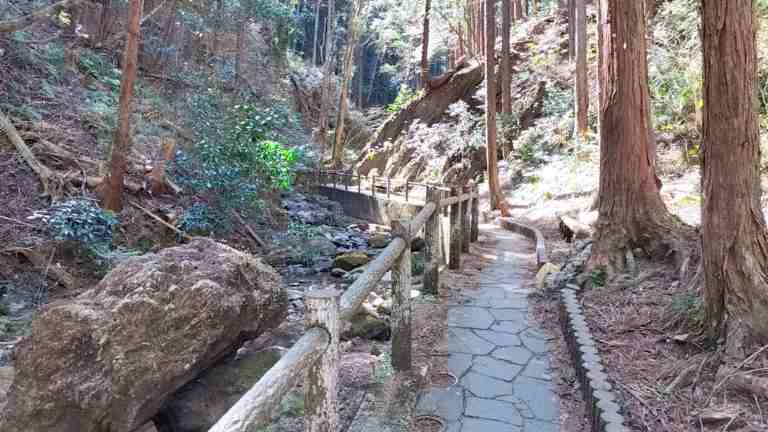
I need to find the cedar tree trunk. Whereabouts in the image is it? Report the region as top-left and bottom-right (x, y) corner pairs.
(574, 0), (588, 139)
(485, 0), (502, 209)
(421, 0), (432, 89)
(102, 0), (143, 212)
(701, 0), (768, 347)
(591, 0), (683, 272)
(501, 0), (513, 115)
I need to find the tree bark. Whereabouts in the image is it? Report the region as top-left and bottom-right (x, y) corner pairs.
(331, 0), (363, 167)
(312, 0), (322, 65)
(316, 0), (336, 162)
(102, 0), (143, 212)
(501, 0), (513, 116)
(701, 0), (768, 347)
(574, 0), (588, 139)
(485, 0), (502, 210)
(568, 0), (575, 60)
(590, 0), (684, 272)
(514, 0), (523, 20)
(421, 0), (432, 89)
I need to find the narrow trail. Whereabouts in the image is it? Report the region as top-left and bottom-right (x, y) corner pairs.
(416, 224), (558, 432)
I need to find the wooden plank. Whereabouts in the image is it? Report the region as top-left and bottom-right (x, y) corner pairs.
(208, 328), (329, 432)
(423, 188), (442, 295)
(304, 290), (341, 432)
(390, 220), (412, 371)
(449, 187), (461, 269)
(461, 185), (470, 253)
(408, 202), (437, 233)
(339, 238), (407, 320)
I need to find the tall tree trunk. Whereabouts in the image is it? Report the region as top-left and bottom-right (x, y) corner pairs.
(102, 0), (143, 212)
(485, 0), (502, 210)
(574, 0), (588, 140)
(312, 0), (321, 65)
(421, 0), (432, 89)
(331, 0), (363, 167)
(568, 0), (575, 60)
(701, 0), (768, 348)
(501, 0), (512, 115)
(316, 0), (336, 162)
(357, 43), (365, 107)
(514, 0), (523, 19)
(590, 0), (684, 272)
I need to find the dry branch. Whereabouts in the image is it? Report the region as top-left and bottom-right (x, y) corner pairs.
(717, 366), (768, 400)
(231, 210), (267, 249)
(2, 247), (76, 290)
(1, 109), (57, 195)
(129, 200), (192, 241)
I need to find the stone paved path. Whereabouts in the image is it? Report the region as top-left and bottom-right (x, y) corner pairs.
(416, 226), (559, 432)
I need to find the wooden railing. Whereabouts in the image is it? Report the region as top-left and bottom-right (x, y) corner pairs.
(209, 170), (480, 432)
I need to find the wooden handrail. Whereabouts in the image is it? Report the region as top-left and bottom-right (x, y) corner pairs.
(209, 328), (329, 432)
(340, 237), (408, 320)
(211, 175), (481, 432)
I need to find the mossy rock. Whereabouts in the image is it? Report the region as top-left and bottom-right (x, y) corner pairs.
(334, 252), (372, 271)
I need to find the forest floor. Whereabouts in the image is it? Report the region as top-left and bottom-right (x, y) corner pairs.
(504, 142), (768, 431)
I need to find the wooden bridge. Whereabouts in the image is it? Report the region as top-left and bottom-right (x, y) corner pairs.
(209, 170), (480, 432)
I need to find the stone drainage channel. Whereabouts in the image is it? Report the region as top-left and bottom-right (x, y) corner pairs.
(416, 226), (558, 432)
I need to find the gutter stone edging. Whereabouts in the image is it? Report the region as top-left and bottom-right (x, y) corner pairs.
(497, 218), (628, 432)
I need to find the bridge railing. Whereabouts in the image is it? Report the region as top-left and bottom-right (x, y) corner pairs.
(209, 170), (479, 432)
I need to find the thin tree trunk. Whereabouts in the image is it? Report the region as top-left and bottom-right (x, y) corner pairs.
(421, 0), (432, 89)
(590, 0), (685, 272)
(312, 0), (321, 65)
(574, 0), (588, 140)
(701, 0), (768, 348)
(485, 0), (502, 210)
(316, 0), (336, 162)
(501, 0), (512, 115)
(568, 0), (575, 60)
(514, 0), (523, 20)
(102, 0), (143, 211)
(331, 0), (363, 167)
(357, 43), (365, 107)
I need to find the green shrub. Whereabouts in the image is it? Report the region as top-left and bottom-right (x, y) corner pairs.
(386, 85), (421, 113)
(46, 199), (118, 250)
(178, 203), (220, 236)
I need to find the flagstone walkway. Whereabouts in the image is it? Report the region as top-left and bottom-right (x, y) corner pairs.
(415, 226), (559, 432)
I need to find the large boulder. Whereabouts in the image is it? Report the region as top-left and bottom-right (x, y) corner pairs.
(0, 238), (287, 432)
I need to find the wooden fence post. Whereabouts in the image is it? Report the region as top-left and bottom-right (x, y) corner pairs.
(304, 289), (341, 432)
(424, 187), (442, 295)
(372, 175), (376, 197)
(461, 185), (470, 253)
(471, 184), (479, 242)
(390, 219), (412, 371)
(449, 187), (461, 269)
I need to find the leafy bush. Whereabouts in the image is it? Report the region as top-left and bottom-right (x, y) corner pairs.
(170, 98), (299, 228)
(177, 203), (220, 236)
(46, 199), (118, 250)
(386, 85), (421, 113)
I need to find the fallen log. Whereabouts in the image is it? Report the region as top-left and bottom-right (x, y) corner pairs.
(231, 210), (267, 249)
(1, 109), (57, 195)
